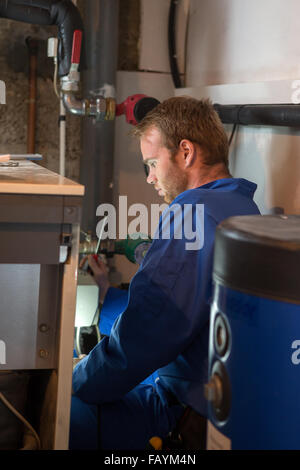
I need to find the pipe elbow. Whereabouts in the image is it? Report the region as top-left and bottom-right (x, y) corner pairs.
(62, 93), (86, 116)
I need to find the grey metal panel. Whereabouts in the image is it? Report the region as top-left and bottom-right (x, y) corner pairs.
(35, 264), (62, 369)
(0, 265), (40, 369)
(0, 264), (61, 370)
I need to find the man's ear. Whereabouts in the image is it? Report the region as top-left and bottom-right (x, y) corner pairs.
(179, 139), (196, 168)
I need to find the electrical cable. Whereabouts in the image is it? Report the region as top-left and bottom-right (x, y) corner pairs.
(0, 391), (41, 450)
(168, 0), (182, 88)
(92, 303), (101, 327)
(53, 58), (60, 99)
(228, 123), (238, 147)
(75, 302), (101, 357)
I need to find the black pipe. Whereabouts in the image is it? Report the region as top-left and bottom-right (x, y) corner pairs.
(134, 97), (161, 123)
(168, 0), (182, 88)
(214, 103), (300, 128)
(120, 95), (300, 129)
(0, 0), (84, 76)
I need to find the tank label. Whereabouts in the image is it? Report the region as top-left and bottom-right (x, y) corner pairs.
(207, 421), (231, 450)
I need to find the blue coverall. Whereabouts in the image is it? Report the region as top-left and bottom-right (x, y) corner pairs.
(70, 178), (260, 449)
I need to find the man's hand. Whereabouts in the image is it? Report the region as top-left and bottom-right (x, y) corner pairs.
(73, 354), (86, 370)
(80, 255), (110, 303)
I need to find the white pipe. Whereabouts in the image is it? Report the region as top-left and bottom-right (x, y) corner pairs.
(59, 93), (66, 177)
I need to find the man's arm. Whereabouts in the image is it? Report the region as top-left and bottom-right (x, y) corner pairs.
(72, 211), (216, 404)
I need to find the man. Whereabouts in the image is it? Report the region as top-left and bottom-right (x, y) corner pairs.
(69, 97), (260, 450)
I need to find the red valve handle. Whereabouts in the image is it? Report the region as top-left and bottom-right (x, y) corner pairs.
(71, 29), (82, 65)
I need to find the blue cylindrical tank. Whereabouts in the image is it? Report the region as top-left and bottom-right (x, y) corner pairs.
(206, 215), (300, 450)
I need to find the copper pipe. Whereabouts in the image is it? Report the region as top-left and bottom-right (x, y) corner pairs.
(26, 38), (38, 154)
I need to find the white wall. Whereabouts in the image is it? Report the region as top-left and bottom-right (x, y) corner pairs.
(184, 0), (300, 214)
(187, 0), (300, 86)
(139, 0), (189, 76)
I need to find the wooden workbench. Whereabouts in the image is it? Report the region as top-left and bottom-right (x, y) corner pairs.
(0, 160), (84, 196)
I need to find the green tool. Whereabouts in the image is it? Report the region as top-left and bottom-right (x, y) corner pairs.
(114, 235), (152, 264)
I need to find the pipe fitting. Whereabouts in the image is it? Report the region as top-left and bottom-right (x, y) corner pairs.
(62, 91), (116, 121)
(85, 96), (116, 121)
(60, 71), (81, 93)
(62, 92), (87, 116)
(105, 97), (116, 121)
(85, 96), (107, 120)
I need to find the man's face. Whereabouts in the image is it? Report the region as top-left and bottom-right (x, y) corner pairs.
(141, 127), (188, 204)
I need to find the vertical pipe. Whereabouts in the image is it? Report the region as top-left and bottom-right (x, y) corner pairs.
(59, 93), (66, 177)
(26, 37), (38, 154)
(80, 0), (119, 233)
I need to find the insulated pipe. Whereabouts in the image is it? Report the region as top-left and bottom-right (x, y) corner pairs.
(0, 0), (84, 77)
(26, 37), (38, 154)
(80, 0), (119, 233)
(214, 104), (300, 127)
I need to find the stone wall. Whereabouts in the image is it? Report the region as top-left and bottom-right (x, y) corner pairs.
(0, 18), (81, 180)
